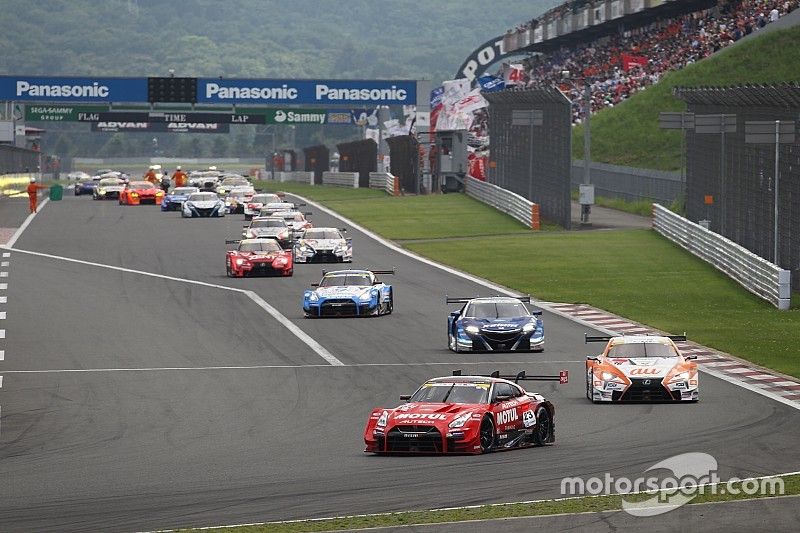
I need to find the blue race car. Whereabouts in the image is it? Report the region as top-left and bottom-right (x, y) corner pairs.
(447, 296), (544, 353)
(304, 269), (394, 318)
(74, 178), (98, 196)
(161, 186), (200, 211)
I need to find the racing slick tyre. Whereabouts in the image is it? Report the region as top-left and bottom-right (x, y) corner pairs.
(450, 327), (462, 353)
(532, 406), (553, 446)
(225, 258), (233, 278)
(479, 416), (496, 453)
(586, 370), (598, 403)
(387, 291), (393, 314)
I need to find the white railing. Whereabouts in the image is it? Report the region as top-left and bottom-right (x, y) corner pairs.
(653, 203), (791, 310)
(276, 171), (313, 184)
(368, 172), (398, 195)
(322, 171), (358, 188)
(464, 176), (539, 229)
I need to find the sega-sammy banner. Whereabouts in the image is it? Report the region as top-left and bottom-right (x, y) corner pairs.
(197, 79), (416, 105)
(0, 76), (148, 103)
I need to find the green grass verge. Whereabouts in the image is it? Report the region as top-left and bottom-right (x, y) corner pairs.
(573, 25), (800, 170)
(187, 474), (799, 532)
(258, 182), (539, 240)
(570, 189), (654, 217)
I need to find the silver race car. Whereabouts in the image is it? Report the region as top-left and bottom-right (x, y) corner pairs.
(295, 227), (352, 263)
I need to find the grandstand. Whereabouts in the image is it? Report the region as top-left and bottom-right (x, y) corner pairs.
(494, 0), (798, 123)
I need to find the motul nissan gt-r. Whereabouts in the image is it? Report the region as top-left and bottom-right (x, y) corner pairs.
(585, 334), (699, 402)
(364, 370), (568, 454)
(303, 269), (393, 317)
(447, 296), (544, 353)
(225, 238), (293, 277)
(294, 227), (352, 263)
(118, 181), (165, 205)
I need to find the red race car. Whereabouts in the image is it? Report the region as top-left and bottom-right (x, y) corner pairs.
(364, 369), (567, 455)
(119, 181), (165, 205)
(225, 238), (293, 277)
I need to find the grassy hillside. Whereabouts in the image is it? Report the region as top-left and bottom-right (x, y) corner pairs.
(573, 25), (800, 170)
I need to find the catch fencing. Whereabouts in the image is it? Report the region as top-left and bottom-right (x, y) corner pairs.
(653, 203), (791, 309)
(322, 172), (359, 188)
(571, 160), (682, 204)
(674, 84), (800, 288)
(368, 172), (399, 196)
(465, 176), (539, 229)
(275, 171), (313, 184)
(483, 88), (572, 229)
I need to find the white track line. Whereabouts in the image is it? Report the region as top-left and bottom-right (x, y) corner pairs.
(0, 360), (582, 375)
(6, 197), (48, 248)
(1, 246), (343, 367)
(293, 193), (800, 411)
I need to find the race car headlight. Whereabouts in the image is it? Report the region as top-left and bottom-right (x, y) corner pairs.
(448, 412), (473, 429)
(523, 322), (536, 333)
(235, 258), (245, 266)
(184, 202), (193, 208)
(98, 188), (106, 194)
(246, 231), (255, 238)
(359, 291), (373, 302)
(130, 192), (138, 197)
(309, 292), (319, 302)
(669, 371), (689, 383)
(600, 371), (625, 383)
(465, 325), (480, 334)
(274, 257), (288, 266)
(376, 410), (389, 428)
(278, 231), (289, 240)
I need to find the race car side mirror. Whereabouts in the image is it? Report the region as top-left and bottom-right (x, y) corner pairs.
(684, 355), (697, 360)
(586, 356), (599, 361)
(310, 283), (319, 287)
(399, 395), (411, 401)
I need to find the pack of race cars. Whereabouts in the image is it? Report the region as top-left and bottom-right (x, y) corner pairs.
(75, 166), (700, 458)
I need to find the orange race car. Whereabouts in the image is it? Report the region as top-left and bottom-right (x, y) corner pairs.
(585, 334), (698, 403)
(119, 181), (165, 206)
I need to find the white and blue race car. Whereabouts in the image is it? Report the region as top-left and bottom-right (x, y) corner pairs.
(447, 296), (544, 353)
(303, 269), (394, 318)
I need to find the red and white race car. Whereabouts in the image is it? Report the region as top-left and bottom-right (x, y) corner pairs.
(585, 334), (699, 402)
(225, 238), (293, 277)
(118, 181), (165, 205)
(364, 370), (568, 454)
(244, 193), (284, 220)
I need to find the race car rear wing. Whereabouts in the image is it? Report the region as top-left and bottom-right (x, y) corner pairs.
(321, 269), (395, 275)
(452, 369), (568, 384)
(585, 334), (687, 343)
(446, 295), (532, 304)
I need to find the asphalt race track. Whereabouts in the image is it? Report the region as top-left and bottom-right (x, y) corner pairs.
(0, 192), (798, 532)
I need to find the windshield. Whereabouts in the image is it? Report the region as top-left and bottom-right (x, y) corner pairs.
(172, 187), (198, 195)
(251, 219), (286, 228)
(319, 273), (372, 287)
(188, 193), (218, 202)
(221, 177), (248, 186)
(252, 194), (280, 204)
(608, 342), (679, 358)
(239, 241), (282, 252)
(409, 382), (490, 404)
(464, 301), (529, 318)
(98, 178), (121, 186)
(304, 229), (342, 240)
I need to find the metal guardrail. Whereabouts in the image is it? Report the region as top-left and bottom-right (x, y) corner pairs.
(322, 172), (358, 188)
(368, 172), (398, 196)
(464, 176), (539, 229)
(653, 203), (791, 310)
(276, 171), (313, 184)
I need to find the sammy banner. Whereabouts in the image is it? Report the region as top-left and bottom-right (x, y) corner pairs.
(478, 74), (505, 93)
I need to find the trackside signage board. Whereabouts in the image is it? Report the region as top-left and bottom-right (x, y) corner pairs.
(1, 76), (147, 103)
(197, 79), (416, 105)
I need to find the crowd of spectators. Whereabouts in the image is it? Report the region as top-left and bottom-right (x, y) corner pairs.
(507, 0), (798, 123)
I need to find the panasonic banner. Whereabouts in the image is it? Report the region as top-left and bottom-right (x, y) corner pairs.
(0, 76), (147, 103)
(197, 79), (416, 105)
